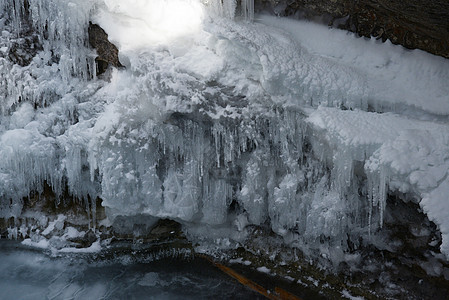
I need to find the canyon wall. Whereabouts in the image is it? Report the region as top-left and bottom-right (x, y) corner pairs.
(258, 0), (449, 58)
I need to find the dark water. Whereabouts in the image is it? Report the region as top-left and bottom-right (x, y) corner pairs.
(0, 241), (264, 300)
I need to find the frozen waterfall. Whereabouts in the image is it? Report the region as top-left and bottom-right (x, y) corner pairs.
(1, 0), (449, 262)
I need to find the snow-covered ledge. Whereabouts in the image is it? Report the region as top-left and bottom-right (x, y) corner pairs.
(307, 107), (449, 258)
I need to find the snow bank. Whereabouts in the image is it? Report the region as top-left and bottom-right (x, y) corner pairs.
(260, 15), (449, 116)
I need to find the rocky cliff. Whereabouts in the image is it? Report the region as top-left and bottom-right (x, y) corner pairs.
(258, 0), (449, 58)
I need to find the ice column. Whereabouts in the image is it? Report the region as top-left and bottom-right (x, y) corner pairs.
(206, 0), (254, 21)
(242, 0), (254, 21)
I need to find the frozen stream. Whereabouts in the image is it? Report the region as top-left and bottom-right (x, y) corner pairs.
(0, 241), (265, 300)
(1, 0), (449, 298)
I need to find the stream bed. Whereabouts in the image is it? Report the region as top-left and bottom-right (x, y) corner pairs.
(0, 240), (267, 300)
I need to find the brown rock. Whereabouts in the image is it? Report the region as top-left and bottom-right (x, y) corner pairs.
(88, 22), (123, 75)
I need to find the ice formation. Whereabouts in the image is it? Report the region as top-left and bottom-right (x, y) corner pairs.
(0, 0), (449, 259)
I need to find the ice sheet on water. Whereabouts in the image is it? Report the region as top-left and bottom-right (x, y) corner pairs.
(0, 241), (262, 299)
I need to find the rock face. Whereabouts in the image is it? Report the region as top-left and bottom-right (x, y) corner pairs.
(7, 34), (42, 67)
(258, 0), (449, 58)
(88, 22), (123, 75)
(1, 0), (42, 67)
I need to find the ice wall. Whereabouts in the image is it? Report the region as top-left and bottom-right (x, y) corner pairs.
(0, 0), (100, 214)
(307, 107), (449, 256)
(205, 0), (253, 20)
(1, 0), (448, 258)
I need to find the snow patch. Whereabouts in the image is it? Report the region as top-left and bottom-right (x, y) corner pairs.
(256, 266), (271, 274)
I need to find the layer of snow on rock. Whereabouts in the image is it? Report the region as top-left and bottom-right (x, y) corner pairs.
(0, 0), (448, 259)
(307, 107), (449, 257)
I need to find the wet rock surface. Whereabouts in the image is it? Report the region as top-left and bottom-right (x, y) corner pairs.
(257, 0), (449, 58)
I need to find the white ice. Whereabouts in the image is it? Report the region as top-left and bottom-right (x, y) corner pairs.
(0, 0), (448, 258)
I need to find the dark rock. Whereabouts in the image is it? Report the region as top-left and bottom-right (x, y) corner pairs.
(150, 219), (182, 237)
(7, 35), (42, 66)
(68, 229), (97, 248)
(108, 217), (185, 243)
(257, 0), (449, 59)
(88, 22), (123, 76)
(0, 218), (8, 238)
(1, 0), (42, 67)
(229, 192), (449, 299)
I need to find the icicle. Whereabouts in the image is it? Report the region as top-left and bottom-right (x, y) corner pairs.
(222, 0), (237, 19)
(241, 0), (254, 21)
(26, 0), (95, 81)
(366, 165), (389, 234)
(205, 0), (254, 20)
(378, 166), (388, 228)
